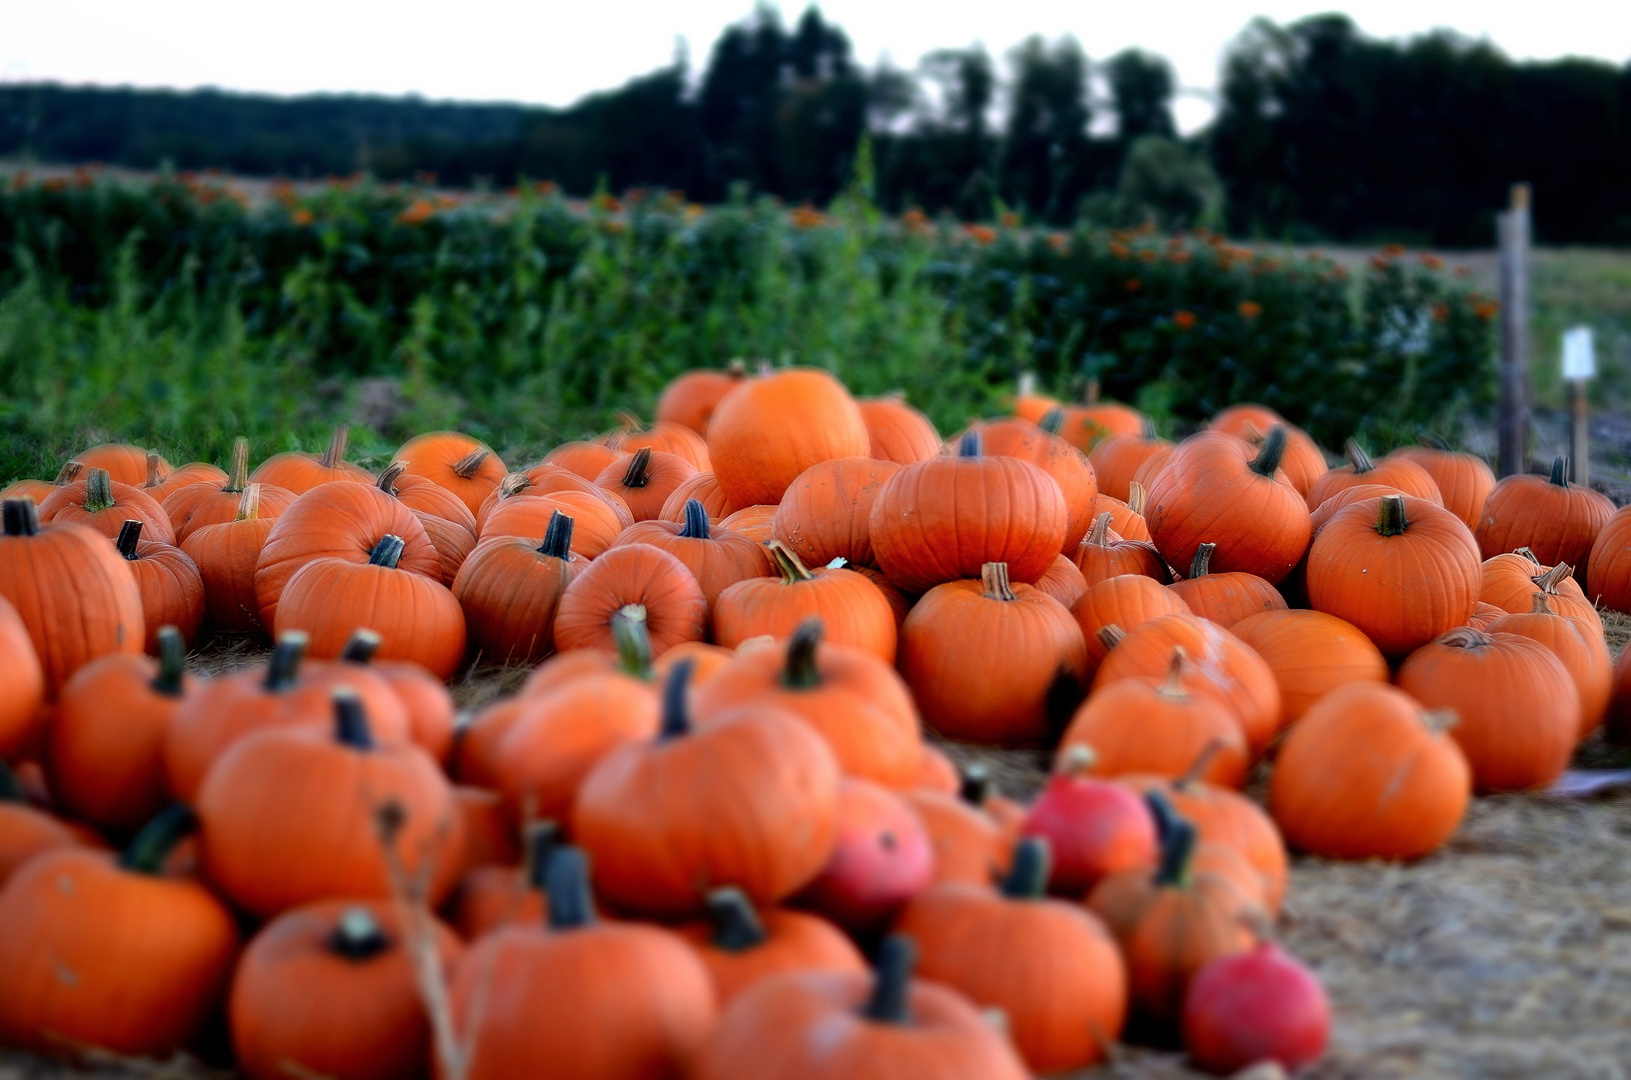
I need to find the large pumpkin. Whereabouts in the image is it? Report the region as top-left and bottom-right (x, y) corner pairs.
(772, 456), (901, 570)
(1475, 456), (1615, 576)
(1229, 609), (1388, 728)
(1388, 440), (1495, 529)
(707, 367), (870, 507)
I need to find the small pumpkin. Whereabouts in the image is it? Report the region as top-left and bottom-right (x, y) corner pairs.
(181, 484), (278, 635)
(1072, 510), (1168, 585)
(658, 470), (738, 523)
(483, 486), (625, 560)
(544, 439), (629, 481)
(1035, 552), (1089, 609)
(678, 887), (867, 1005)
(1050, 402), (1144, 452)
(453, 510), (581, 664)
(1095, 483), (1154, 541)
(38, 466), (175, 544)
(0, 595), (44, 758)
(374, 462), (479, 585)
(553, 542), (708, 655)
(1487, 592), (1613, 739)
(794, 777), (935, 933)
(720, 503), (779, 543)
(477, 465), (631, 532)
(616, 499), (773, 610)
(1020, 746), (1158, 895)
(1389, 438), (1496, 530)
(1182, 937), (1331, 1075)
(1090, 422), (1172, 502)
(141, 450), (227, 504)
(250, 425), (374, 494)
(71, 442), (166, 486)
(707, 367), (870, 507)
(165, 438), (296, 542)
(713, 541), (896, 662)
(657, 365), (747, 436)
(115, 520), (206, 653)
(1168, 542), (1286, 628)
(599, 413), (712, 472)
(1305, 438), (1442, 510)
(858, 394), (941, 464)
(772, 456), (901, 570)
(1229, 608), (1389, 728)
(1481, 550), (1600, 630)
(1475, 455), (1615, 575)
(393, 431), (508, 515)
(1070, 572), (1192, 676)
(596, 446), (698, 522)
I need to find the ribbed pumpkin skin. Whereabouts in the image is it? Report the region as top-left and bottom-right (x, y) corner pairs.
(719, 504), (778, 543)
(1230, 610), (1389, 728)
(1208, 404), (1284, 439)
(677, 906), (867, 1006)
(1062, 674), (1248, 786)
(383, 469), (481, 585)
(900, 572), (1087, 745)
(1094, 491), (1153, 542)
(1268, 683), (1470, 860)
(142, 461), (228, 505)
(1169, 563), (1286, 628)
(122, 537), (206, 653)
(1487, 600), (1613, 739)
(72, 443), (165, 486)
(1480, 551), (1601, 630)
(595, 449), (699, 522)
(1145, 431), (1310, 585)
(1071, 573), (1192, 675)
(967, 417), (1100, 550)
(394, 431), (508, 514)
(708, 368), (870, 507)
(276, 558), (468, 679)
(477, 465), (629, 531)
(553, 544), (708, 656)
(858, 395), (941, 464)
(0, 596), (44, 757)
(870, 454), (1067, 592)
(38, 474), (176, 544)
(1475, 470), (1615, 572)
(773, 457), (901, 569)
(1035, 553), (1089, 609)
(601, 418), (713, 473)
(1467, 601), (1506, 630)
(1305, 453), (1441, 511)
(1397, 630), (1578, 792)
(1054, 403), (1143, 452)
(543, 440), (628, 481)
(1073, 521), (1169, 585)
(0, 512), (145, 699)
(1389, 446), (1496, 529)
(713, 562), (897, 663)
(254, 483), (441, 629)
(1131, 447), (1176, 496)
(1587, 505), (1631, 614)
(1308, 483), (1407, 536)
(659, 472), (738, 523)
(657, 367), (746, 436)
(1306, 496), (1481, 657)
(167, 480), (295, 542)
(1090, 433), (1172, 502)
(453, 537), (581, 664)
(184, 511), (274, 634)
(614, 518), (771, 610)
(483, 490), (624, 560)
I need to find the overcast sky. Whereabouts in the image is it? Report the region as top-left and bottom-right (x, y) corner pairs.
(3, 1), (1628, 134)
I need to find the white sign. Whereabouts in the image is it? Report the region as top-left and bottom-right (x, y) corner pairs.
(1563, 326), (1596, 380)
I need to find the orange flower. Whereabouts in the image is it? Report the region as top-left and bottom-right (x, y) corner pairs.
(685, 204), (705, 221)
(415, 170), (438, 186)
(1109, 241), (1131, 259)
(1124, 277), (1143, 292)
(1238, 300), (1262, 319)
(1431, 302), (1449, 322)
(998, 211), (1020, 229)
(1174, 310), (1197, 330)
(600, 219), (626, 236)
(1138, 248), (1159, 264)
(397, 199), (435, 226)
(1381, 244), (1405, 258)
(291, 208), (314, 227)
(1454, 266), (1472, 278)
(536, 180), (560, 197)
(1420, 253), (1444, 271)
(1474, 301), (1499, 320)
(791, 205), (826, 230)
(1168, 248), (1192, 265)
(594, 193), (623, 213)
(1048, 233), (1069, 253)
(965, 224), (997, 245)
(902, 208), (931, 234)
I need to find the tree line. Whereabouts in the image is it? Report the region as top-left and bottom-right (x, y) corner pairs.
(2, 8), (1627, 245)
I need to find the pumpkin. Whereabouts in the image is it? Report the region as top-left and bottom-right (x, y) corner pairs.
(1207, 403), (1285, 438)
(1232, 421), (1327, 498)
(657, 364), (747, 436)
(554, 542), (708, 655)
(1487, 593), (1613, 739)
(1482, 550), (1600, 630)
(0, 499), (144, 699)
(308, 629), (447, 760)
(544, 439), (629, 481)
(0, 595), (44, 758)
(691, 935), (1030, 1080)
(1050, 402), (1144, 451)
(1034, 552), (1089, 609)
(1308, 481), (1408, 536)
(1071, 572), (1192, 676)
(1072, 511), (1169, 585)
(1305, 438), (1442, 510)
(393, 431), (507, 514)
(967, 415), (1099, 549)
(596, 446), (698, 522)
(1267, 682), (1470, 859)
(46, 627), (191, 836)
(772, 456), (901, 569)
(483, 487), (625, 561)
(958, 765), (1027, 849)
(600, 413), (713, 472)
(1306, 494), (1481, 657)
(276, 535), (467, 679)
(452, 821), (558, 938)
(694, 619), (923, 789)
(517, 604), (658, 697)
(1020, 746), (1158, 895)
(0, 460), (83, 506)
(1145, 427), (1311, 585)
(871, 430), (1068, 592)
(1475, 455), (1615, 575)
(1085, 811), (1256, 1027)
(1389, 439), (1496, 530)
(794, 777), (935, 933)
(654, 639), (737, 687)
(679, 887), (867, 1005)
(165, 438), (296, 542)
(451, 848), (717, 1080)
(451, 698), (527, 788)
(453, 510), (581, 664)
(1, 763), (94, 886)
(1229, 609), (1389, 728)
(1607, 646), (1631, 745)
(658, 471), (739, 523)
(368, 655), (456, 764)
(477, 465), (631, 532)
(858, 394), (941, 464)
(197, 688), (462, 918)
(1011, 389), (1061, 424)
(1090, 423), (1172, 502)
(250, 425), (374, 493)
(1063, 652), (1248, 786)
(1183, 940), (1331, 1075)
(1587, 505), (1631, 614)
(707, 367), (870, 507)
(1168, 542), (1286, 628)
(1091, 613), (1281, 755)
(572, 661), (841, 917)
(113, 520), (204, 652)
(71, 442), (165, 486)
(1397, 627), (1578, 791)
(1094, 484), (1153, 541)
(616, 499), (772, 610)
(141, 450), (227, 504)
(897, 838), (1128, 1072)
(849, 564), (911, 630)
(181, 484), (277, 634)
(0, 805), (240, 1056)
(714, 542), (897, 662)
(230, 900), (463, 1080)
(720, 503), (779, 543)
(374, 462), (480, 585)
(900, 562), (1087, 745)
(916, 744), (961, 793)
(38, 466), (175, 544)
(903, 787), (1007, 887)
(1466, 601), (1506, 630)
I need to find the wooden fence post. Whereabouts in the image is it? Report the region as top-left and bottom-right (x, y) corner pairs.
(1497, 183), (1531, 478)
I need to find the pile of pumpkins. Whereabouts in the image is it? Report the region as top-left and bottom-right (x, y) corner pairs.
(1, 363), (1628, 1079)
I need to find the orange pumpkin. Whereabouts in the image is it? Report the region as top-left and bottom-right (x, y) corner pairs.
(0, 460), (83, 506)
(1308, 481), (1408, 537)
(1094, 484), (1154, 542)
(858, 395), (941, 464)
(38, 466), (175, 544)
(658, 470), (738, 523)
(1073, 511), (1169, 585)
(482, 487), (625, 560)
(1305, 439), (1442, 510)
(600, 413), (712, 472)
(1050, 402), (1144, 452)
(1089, 425), (1172, 502)
(165, 438), (297, 542)
(657, 365), (747, 436)
(1131, 447), (1176, 497)
(476, 465), (630, 532)
(453, 510), (581, 664)
(1071, 572), (1192, 676)
(1587, 505), (1631, 614)
(1389, 440), (1496, 529)
(1607, 646), (1631, 745)
(714, 542), (897, 663)
(1226, 420), (1328, 498)
(772, 456), (901, 569)
(553, 542), (708, 655)
(1168, 542), (1286, 628)
(250, 425), (374, 494)
(1034, 552), (1089, 609)
(544, 439), (628, 481)
(968, 415), (1100, 549)
(677, 887), (866, 1005)
(181, 484), (277, 635)
(1, 764), (95, 886)
(1487, 593), (1613, 739)
(115, 520), (205, 653)
(1482, 550), (1600, 629)
(375, 462), (480, 586)
(1466, 600), (1506, 630)
(393, 431), (508, 515)
(451, 821), (556, 938)
(71, 442), (165, 486)
(0, 596), (44, 758)
(595, 447), (698, 522)
(1229, 609), (1388, 728)
(616, 499), (772, 611)
(1475, 455), (1615, 575)
(707, 367), (870, 507)
(903, 788), (1009, 887)
(140, 450), (227, 505)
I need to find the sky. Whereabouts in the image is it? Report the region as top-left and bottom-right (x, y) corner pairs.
(3, 1), (1629, 134)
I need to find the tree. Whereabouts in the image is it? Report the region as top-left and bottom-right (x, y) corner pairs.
(1105, 49), (1176, 141)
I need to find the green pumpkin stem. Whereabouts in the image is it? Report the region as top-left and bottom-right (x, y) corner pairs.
(1343, 438), (1376, 474)
(538, 510), (576, 560)
(1039, 409), (1064, 436)
(680, 499), (712, 540)
(620, 447), (654, 489)
(958, 429), (982, 457)
(1144, 789), (1181, 847)
(264, 631), (309, 691)
(610, 606), (654, 678)
(84, 467), (116, 513)
(329, 906), (392, 961)
(368, 534), (406, 568)
(3, 498), (41, 536)
(1376, 494), (1409, 537)
(1142, 415), (1158, 440)
(861, 935), (917, 1025)
(152, 626), (187, 697)
(782, 619), (824, 689)
(1550, 455), (1569, 487)
(1001, 837), (1052, 900)
(767, 540), (814, 584)
(1187, 542), (1216, 579)
(452, 448), (490, 479)
(1151, 799), (1197, 888)
(340, 628), (384, 664)
(0, 760), (24, 802)
(659, 659), (694, 740)
(523, 821), (563, 890)
(376, 461), (409, 497)
(320, 425), (350, 469)
(225, 437), (251, 493)
(1248, 426), (1289, 476)
(115, 519), (144, 560)
(706, 887), (769, 952)
(545, 847), (597, 930)
(959, 763), (992, 808)
(333, 689), (375, 750)
(119, 803), (198, 876)
(980, 562), (1016, 601)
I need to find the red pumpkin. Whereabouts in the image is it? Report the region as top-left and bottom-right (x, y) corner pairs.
(1020, 746), (1158, 895)
(794, 777), (935, 933)
(1183, 941), (1330, 1074)
(858, 395), (941, 464)
(1475, 455), (1615, 575)
(707, 367), (870, 507)
(678, 887), (867, 1005)
(772, 456), (901, 570)
(251, 425), (374, 493)
(0, 461), (83, 507)
(483, 487), (626, 561)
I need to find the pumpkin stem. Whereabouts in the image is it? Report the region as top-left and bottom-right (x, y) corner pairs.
(782, 619), (824, 689)
(610, 606), (655, 679)
(340, 628), (384, 664)
(1039, 408), (1064, 436)
(1436, 626), (1495, 649)
(115, 519), (143, 560)
(333, 688), (375, 750)
(119, 803), (197, 876)
(265, 631), (309, 691)
(1343, 438), (1376, 473)
(329, 906), (392, 961)
(862, 935), (917, 1025)
(613, 409), (645, 433)
(1157, 648), (1189, 699)
(1187, 542), (1216, 579)
(376, 461), (409, 496)
(1096, 624), (1127, 652)
(1144, 789), (1183, 848)
(1550, 455), (1568, 487)
(767, 540), (814, 584)
(1530, 591), (1558, 615)
(1175, 738), (1224, 791)
(1532, 562), (1570, 594)
(452, 448), (490, 479)
(1248, 426), (1289, 476)
(523, 820), (563, 890)
(706, 887), (769, 952)
(151, 626), (187, 697)
(1127, 481), (1148, 516)
(980, 562), (1016, 601)
(1057, 744), (1097, 776)
(537, 510), (576, 560)
(225, 437), (250, 493)
(959, 763), (991, 808)
(958, 429), (982, 457)
(727, 358), (747, 377)
(1513, 546), (1540, 565)
(659, 659), (694, 740)
(320, 425), (350, 469)
(84, 467), (116, 513)
(145, 452), (165, 488)
(620, 447), (654, 489)
(680, 499), (712, 540)
(1152, 805), (1197, 888)
(53, 460), (85, 486)
(236, 483), (262, 522)
(545, 846), (597, 930)
(369, 534), (406, 569)
(1376, 494), (1409, 537)
(498, 473), (531, 499)
(1085, 512), (1113, 547)
(0, 760), (25, 802)
(1417, 432), (1451, 451)
(1000, 837), (1052, 900)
